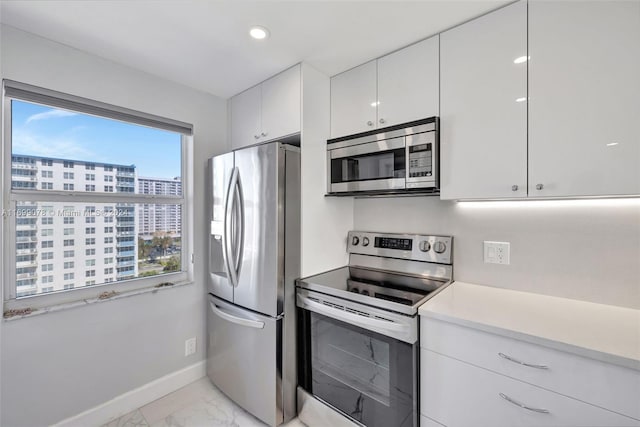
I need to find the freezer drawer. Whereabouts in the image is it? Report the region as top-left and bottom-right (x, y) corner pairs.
(206, 295), (282, 427)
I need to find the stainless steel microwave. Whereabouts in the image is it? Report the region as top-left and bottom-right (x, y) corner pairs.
(326, 117), (439, 196)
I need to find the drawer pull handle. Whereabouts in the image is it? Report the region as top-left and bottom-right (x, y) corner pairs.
(498, 352), (549, 370)
(499, 393), (550, 414)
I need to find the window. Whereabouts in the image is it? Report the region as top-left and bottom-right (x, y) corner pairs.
(64, 273), (74, 280)
(41, 264), (53, 272)
(41, 252), (54, 260)
(5, 82), (191, 305)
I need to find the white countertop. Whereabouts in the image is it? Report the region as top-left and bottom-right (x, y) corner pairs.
(419, 282), (640, 371)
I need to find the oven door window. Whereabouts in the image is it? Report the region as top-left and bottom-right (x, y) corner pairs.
(330, 148), (406, 184)
(308, 311), (416, 427)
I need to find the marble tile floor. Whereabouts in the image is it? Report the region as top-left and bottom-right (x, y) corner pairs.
(101, 378), (307, 427)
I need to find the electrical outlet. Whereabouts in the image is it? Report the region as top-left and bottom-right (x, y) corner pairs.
(185, 337), (196, 356)
(484, 241), (510, 265)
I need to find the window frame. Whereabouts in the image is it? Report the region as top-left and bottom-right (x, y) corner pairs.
(2, 80), (194, 310)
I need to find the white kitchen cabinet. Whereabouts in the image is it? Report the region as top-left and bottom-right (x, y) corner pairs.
(377, 36), (439, 128)
(330, 61), (377, 138)
(421, 349), (639, 427)
(528, 1), (640, 197)
(230, 84), (261, 149)
(230, 64), (301, 149)
(261, 65), (301, 143)
(440, 1), (527, 200)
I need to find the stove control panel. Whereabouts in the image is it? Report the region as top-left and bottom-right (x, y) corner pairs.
(347, 231), (452, 265)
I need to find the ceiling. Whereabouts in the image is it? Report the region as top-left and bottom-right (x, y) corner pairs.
(0, 0), (508, 99)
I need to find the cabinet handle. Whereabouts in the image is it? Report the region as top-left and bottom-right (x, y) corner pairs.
(254, 135), (260, 140)
(261, 132), (268, 137)
(367, 121), (374, 126)
(498, 352), (549, 370)
(499, 393), (550, 414)
(536, 183), (544, 190)
(379, 118), (386, 124)
(511, 185), (518, 192)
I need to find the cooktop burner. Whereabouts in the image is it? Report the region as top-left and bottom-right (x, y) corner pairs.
(297, 231), (453, 316)
(297, 266), (446, 315)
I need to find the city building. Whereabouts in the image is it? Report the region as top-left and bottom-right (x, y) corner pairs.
(11, 155), (138, 297)
(137, 176), (182, 238)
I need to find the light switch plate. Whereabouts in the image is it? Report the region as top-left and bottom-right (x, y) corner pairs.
(185, 337), (196, 356)
(484, 241), (510, 265)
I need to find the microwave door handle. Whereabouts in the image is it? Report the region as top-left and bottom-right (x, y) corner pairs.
(225, 167), (239, 287)
(298, 294), (407, 336)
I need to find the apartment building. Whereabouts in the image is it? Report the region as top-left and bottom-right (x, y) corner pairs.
(137, 176), (182, 238)
(11, 155), (138, 297)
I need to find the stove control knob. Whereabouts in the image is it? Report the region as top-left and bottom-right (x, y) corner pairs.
(419, 241), (431, 252)
(362, 237), (370, 246)
(433, 241), (447, 254)
(352, 236), (360, 246)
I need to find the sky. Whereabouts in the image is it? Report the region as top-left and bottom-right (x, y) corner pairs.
(11, 100), (182, 179)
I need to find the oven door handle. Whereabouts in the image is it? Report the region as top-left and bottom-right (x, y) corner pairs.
(298, 294), (409, 337)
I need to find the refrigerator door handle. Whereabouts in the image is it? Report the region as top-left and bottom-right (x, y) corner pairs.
(224, 167), (239, 288)
(233, 170), (245, 278)
(209, 301), (265, 329)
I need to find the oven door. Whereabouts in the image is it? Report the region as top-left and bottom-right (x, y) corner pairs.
(328, 137), (406, 193)
(297, 289), (418, 427)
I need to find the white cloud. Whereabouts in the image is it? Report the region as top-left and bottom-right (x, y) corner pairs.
(25, 109), (77, 124)
(12, 129), (95, 160)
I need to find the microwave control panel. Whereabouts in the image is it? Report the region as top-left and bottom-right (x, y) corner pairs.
(408, 143), (432, 178)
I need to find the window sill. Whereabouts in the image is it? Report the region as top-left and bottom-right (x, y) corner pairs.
(3, 280), (194, 322)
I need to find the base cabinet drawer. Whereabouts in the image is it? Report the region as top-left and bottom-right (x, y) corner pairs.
(421, 349), (639, 427)
(421, 317), (640, 420)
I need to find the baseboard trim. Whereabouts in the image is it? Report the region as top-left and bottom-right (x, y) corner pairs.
(53, 360), (207, 427)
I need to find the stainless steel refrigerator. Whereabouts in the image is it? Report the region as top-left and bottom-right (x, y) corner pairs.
(207, 141), (300, 427)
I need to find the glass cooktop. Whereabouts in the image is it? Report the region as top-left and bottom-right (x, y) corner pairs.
(296, 266), (448, 315)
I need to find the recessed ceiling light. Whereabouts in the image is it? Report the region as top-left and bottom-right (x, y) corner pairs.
(606, 142), (619, 147)
(515, 97), (527, 103)
(513, 56), (529, 64)
(249, 26), (270, 40)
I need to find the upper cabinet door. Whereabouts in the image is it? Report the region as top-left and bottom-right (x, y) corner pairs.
(377, 35), (439, 127)
(330, 61), (377, 138)
(261, 65), (301, 142)
(528, 1), (640, 198)
(440, 1), (527, 200)
(230, 85), (261, 150)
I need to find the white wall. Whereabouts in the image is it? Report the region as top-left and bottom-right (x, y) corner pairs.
(354, 197), (640, 309)
(0, 25), (227, 426)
